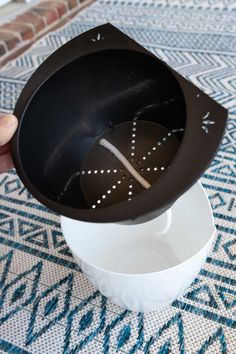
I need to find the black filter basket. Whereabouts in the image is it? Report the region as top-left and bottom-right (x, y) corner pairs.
(11, 24), (227, 223)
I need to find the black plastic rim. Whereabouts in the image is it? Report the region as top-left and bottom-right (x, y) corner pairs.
(11, 24), (228, 223)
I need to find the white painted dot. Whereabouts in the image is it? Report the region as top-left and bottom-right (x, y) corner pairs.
(133, 122), (137, 126)
(131, 152), (135, 156)
(88, 170), (91, 174)
(161, 167), (165, 170)
(102, 195), (106, 199)
(132, 128), (136, 132)
(143, 156), (146, 160)
(129, 185), (133, 189)
(147, 152), (151, 155)
(154, 167), (158, 171)
(107, 190), (111, 194)
(112, 185), (116, 189)
(107, 169), (110, 173)
(113, 169), (117, 173)
(92, 205), (96, 209)
(117, 180), (121, 184)
(147, 167), (150, 171)
(157, 142), (161, 146)
(82, 171), (85, 175)
(131, 146), (135, 150)
(101, 170), (104, 173)
(94, 170), (98, 174)
(128, 198), (132, 201)
(97, 200), (101, 204)
(132, 134), (136, 138)
(168, 132), (171, 136)
(163, 137), (166, 141)
(128, 191), (132, 196)
(152, 147), (156, 150)
(132, 140), (135, 144)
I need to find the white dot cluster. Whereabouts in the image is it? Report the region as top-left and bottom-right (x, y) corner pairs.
(130, 120), (137, 161)
(91, 179), (122, 209)
(138, 130), (173, 162)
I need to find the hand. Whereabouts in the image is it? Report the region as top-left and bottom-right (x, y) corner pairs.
(0, 113), (18, 173)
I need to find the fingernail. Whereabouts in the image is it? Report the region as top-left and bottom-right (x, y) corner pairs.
(0, 114), (18, 128)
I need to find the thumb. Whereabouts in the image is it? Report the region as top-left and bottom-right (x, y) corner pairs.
(0, 114), (18, 146)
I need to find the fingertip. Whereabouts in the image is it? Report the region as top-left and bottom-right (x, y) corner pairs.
(0, 114), (18, 146)
(0, 114), (18, 128)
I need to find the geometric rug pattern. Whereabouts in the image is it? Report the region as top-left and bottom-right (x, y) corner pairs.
(0, 0), (236, 352)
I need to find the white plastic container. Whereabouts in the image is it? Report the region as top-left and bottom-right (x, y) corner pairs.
(61, 182), (215, 312)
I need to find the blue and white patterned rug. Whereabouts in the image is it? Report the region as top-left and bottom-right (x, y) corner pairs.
(0, 0), (236, 352)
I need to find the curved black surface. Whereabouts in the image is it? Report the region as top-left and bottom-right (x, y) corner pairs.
(11, 24), (228, 223)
